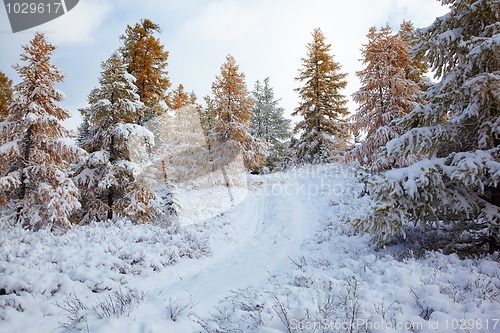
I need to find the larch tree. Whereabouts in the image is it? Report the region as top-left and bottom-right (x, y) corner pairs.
(293, 28), (349, 164)
(346, 25), (421, 171)
(250, 78), (292, 171)
(0, 71), (13, 121)
(0, 72), (13, 179)
(120, 18), (170, 123)
(75, 52), (162, 224)
(210, 55), (267, 170)
(350, 0), (500, 254)
(167, 84), (197, 110)
(0, 33), (80, 229)
(398, 21), (430, 91)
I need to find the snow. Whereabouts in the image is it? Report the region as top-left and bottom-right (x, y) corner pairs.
(1, 164), (499, 332)
(117, 123), (154, 144)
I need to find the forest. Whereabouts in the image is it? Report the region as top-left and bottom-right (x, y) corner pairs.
(0, 0), (499, 332)
(1, 0), (498, 255)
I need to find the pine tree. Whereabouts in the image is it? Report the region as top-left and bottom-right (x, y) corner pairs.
(0, 71), (13, 121)
(346, 25), (421, 171)
(167, 84), (197, 110)
(120, 18), (170, 123)
(250, 78), (292, 170)
(210, 55), (267, 170)
(350, 0), (500, 253)
(75, 52), (162, 224)
(293, 28), (349, 164)
(0, 33), (80, 228)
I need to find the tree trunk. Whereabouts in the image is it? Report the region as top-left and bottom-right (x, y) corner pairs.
(107, 189), (113, 220)
(17, 126), (32, 223)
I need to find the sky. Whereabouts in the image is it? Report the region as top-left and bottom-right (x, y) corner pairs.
(0, 0), (449, 131)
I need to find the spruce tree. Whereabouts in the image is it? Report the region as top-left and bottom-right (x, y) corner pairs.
(293, 28), (349, 164)
(0, 71), (13, 121)
(0, 33), (80, 228)
(250, 78), (292, 170)
(120, 18), (170, 123)
(75, 52), (162, 224)
(350, 0), (500, 253)
(347, 25), (421, 171)
(210, 55), (267, 170)
(199, 96), (218, 152)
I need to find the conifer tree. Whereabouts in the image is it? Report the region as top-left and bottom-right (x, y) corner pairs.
(210, 55), (267, 169)
(0, 72), (13, 179)
(167, 84), (197, 110)
(0, 33), (80, 228)
(293, 28), (349, 164)
(350, 0), (500, 253)
(199, 96), (218, 152)
(120, 18), (170, 123)
(75, 52), (162, 224)
(250, 78), (292, 170)
(398, 21), (430, 91)
(0, 71), (13, 121)
(346, 25), (421, 171)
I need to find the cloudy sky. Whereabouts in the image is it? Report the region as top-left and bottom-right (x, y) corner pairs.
(0, 0), (449, 130)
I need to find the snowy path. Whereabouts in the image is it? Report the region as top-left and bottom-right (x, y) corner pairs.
(158, 171), (318, 316)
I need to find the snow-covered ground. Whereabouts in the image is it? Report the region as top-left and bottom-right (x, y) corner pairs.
(1, 164), (499, 332)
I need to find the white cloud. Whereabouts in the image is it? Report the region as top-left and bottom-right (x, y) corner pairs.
(40, 0), (112, 45)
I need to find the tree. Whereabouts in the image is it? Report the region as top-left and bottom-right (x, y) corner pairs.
(293, 28), (349, 164)
(346, 25), (421, 171)
(398, 21), (430, 91)
(75, 52), (162, 224)
(350, 0), (500, 254)
(199, 96), (218, 146)
(0, 33), (80, 229)
(210, 55), (267, 170)
(0, 71), (13, 121)
(167, 84), (197, 110)
(0, 72), (13, 177)
(250, 78), (292, 170)
(120, 18), (170, 123)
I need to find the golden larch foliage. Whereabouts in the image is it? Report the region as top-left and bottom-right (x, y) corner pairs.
(121, 18), (170, 122)
(167, 84), (197, 110)
(0, 71), (13, 121)
(293, 28), (349, 164)
(210, 55), (266, 169)
(347, 25), (421, 171)
(0, 33), (80, 228)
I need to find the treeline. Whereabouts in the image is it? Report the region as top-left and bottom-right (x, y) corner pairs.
(0, 0), (498, 255)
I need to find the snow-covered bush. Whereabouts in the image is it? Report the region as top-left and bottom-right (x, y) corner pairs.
(0, 220), (211, 297)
